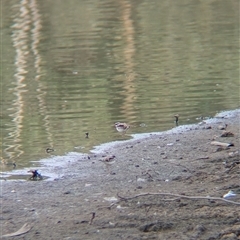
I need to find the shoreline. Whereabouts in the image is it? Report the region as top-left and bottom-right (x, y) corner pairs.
(1, 108), (240, 181)
(92, 108), (240, 153)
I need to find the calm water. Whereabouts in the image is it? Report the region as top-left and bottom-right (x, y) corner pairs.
(1, 0), (239, 174)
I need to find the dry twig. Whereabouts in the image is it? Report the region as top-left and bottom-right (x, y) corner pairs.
(117, 192), (240, 205)
(89, 212), (96, 225)
(2, 223), (32, 238)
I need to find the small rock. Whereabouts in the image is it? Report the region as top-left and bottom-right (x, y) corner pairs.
(139, 221), (173, 232)
(220, 131), (234, 137)
(228, 151), (239, 158)
(220, 233), (237, 240)
(101, 155), (116, 163)
(194, 224), (206, 232)
(218, 124), (228, 130)
(85, 183), (92, 187)
(137, 178), (145, 182)
(215, 147), (225, 152)
(64, 191), (71, 195)
(104, 196), (118, 202)
(109, 221), (116, 227)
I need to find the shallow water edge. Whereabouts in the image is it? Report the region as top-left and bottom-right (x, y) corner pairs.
(1, 108), (239, 181)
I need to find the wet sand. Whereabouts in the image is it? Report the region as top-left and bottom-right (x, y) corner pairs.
(1, 109), (240, 239)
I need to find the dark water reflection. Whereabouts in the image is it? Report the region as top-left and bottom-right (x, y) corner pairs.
(1, 0), (239, 173)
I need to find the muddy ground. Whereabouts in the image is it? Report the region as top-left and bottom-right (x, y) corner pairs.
(1, 110), (240, 240)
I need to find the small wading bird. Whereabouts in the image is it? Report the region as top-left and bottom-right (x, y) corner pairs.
(174, 114), (179, 126)
(100, 155), (116, 165)
(114, 122), (130, 134)
(46, 147), (54, 153)
(28, 170), (43, 180)
(100, 155), (116, 174)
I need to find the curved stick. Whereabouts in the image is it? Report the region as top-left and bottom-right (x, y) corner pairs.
(117, 192), (240, 205)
